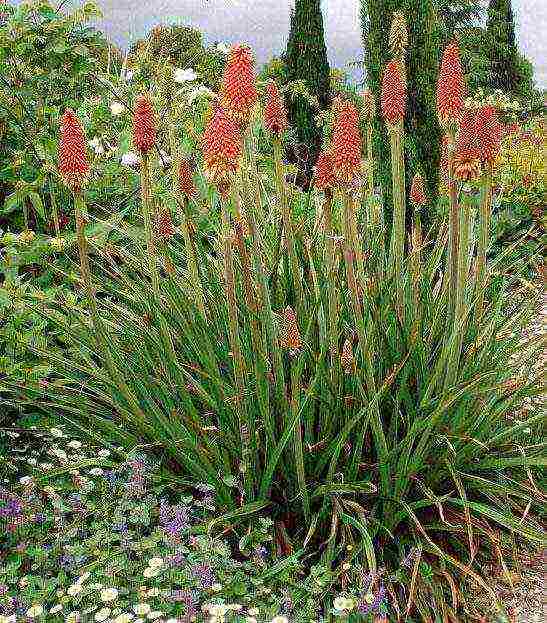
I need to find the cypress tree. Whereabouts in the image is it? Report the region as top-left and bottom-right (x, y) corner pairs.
(360, 0), (442, 224)
(485, 0), (523, 93)
(285, 0), (331, 182)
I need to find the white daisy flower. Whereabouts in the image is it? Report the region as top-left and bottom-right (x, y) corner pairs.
(50, 427), (64, 437)
(110, 101), (125, 116)
(100, 587), (119, 602)
(133, 604), (151, 616)
(187, 85), (215, 104)
(147, 557), (163, 569)
(121, 151), (141, 166)
(174, 68), (197, 83)
(50, 605), (63, 614)
(89, 468), (104, 476)
(98, 449), (111, 458)
(26, 605), (44, 618)
(143, 566), (160, 579)
(94, 609), (110, 623)
(271, 617), (289, 623)
(67, 440), (82, 450)
(67, 584), (83, 597)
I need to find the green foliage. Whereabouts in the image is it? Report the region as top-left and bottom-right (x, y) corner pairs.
(4, 120), (545, 620)
(0, 0), (108, 232)
(285, 0), (331, 180)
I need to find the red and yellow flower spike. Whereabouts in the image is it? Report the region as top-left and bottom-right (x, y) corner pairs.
(132, 94), (156, 155)
(264, 80), (288, 136)
(220, 44), (258, 126)
(454, 108), (481, 182)
(58, 109), (90, 192)
(437, 42), (464, 132)
(314, 151), (336, 191)
(279, 306), (302, 351)
(476, 104), (502, 167)
(178, 156), (196, 198)
(203, 103), (242, 188)
(331, 100), (362, 185)
(381, 60), (406, 126)
(410, 173), (427, 207)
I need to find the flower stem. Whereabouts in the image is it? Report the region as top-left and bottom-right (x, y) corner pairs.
(388, 122), (406, 316)
(475, 166), (492, 321)
(140, 152), (159, 296)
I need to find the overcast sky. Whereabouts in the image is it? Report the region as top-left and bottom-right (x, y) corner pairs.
(15, 1), (547, 86)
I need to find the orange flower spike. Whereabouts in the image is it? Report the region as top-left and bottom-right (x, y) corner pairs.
(381, 60), (406, 126)
(220, 44), (258, 125)
(155, 208), (175, 240)
(476, 105), (502, 167)
(132, 94), (156, 155)
(280, 306), (302, 351)
(332, 100), (362, 184)
(203, 104), (242, 185)
(58, 109), (90, 192)
(264, 80), (288, 136)
(178, 157), (196, 198)
(437, 42), (464, 131)
(340, 338), (354, 374)
(314, 151), (336, 191)
(454, 108), (481, 181)
(410, 173), (427, 207)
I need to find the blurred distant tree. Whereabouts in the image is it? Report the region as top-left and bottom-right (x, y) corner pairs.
(129, 25), (226, 90)
(285, 0), (331, 183)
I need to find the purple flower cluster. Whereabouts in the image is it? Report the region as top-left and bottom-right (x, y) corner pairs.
(190, 562), (216, 589)
(159, 499), (189, 543)
(169, 590), (197, 623)
(0, 488), (25, 532)
(357, 584), (386, 616)
(125, 455), (149, 497)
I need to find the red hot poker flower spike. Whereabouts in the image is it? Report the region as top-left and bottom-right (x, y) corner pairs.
(454, 108), (481, 181)
(381, 60), (406, 126)
(332, 101), (362, 184)
(133, 95), (156, 155)
(178, 157), (196, 198)
(437, 42), (464, 130)
(58, 109), (90, 192)
(314, 151), (336, 191)
(203, 104), (242, 186)
(279, 306), (301, 351)
(155, 208), (175, 240)
(476, 105), (502, 167)
(410, 173), (427, 207)
(264, 80), (288, 136)
(221, 44), (258, 125)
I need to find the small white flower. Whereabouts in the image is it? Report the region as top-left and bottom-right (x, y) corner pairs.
(89, 468), (104, 476)
(76, 571), (91, 584)
(211, 582), (222, 592)
(110, 101), (125, 116)
(19, 476), (34, 486)
(121, 151), (141, 166)
(174, 68), (197, 83)
(50, 427), (64, 437)
(67, 440), (82, 450)
(271, 617), (289, 623)
(98, 449), (111, 458)
(66, 612), (81, 623)
(26, 604), (44, 618)
(40, 462), (54, 470)
(27, 457), (37, 466)
(67, 583), (83, 596)
(50, 604), (63, 614)
(248, 609), (259, 617)
(100, 587), (119, 602)
(113, 614), (133, 623)
(0, 616), (16, 623)
(133, 604), (151, 616)
(147, 557), (163, 568)
(94, 609), (111, 622)
(143, 566), (160, 578)
(146, 612), (164, 621)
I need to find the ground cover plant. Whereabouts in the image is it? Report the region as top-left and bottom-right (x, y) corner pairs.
(1, 5), (545, 623)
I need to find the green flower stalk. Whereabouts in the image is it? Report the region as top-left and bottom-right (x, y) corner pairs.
(273, 137), (304, 316)
(475, 164), (493, 320)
